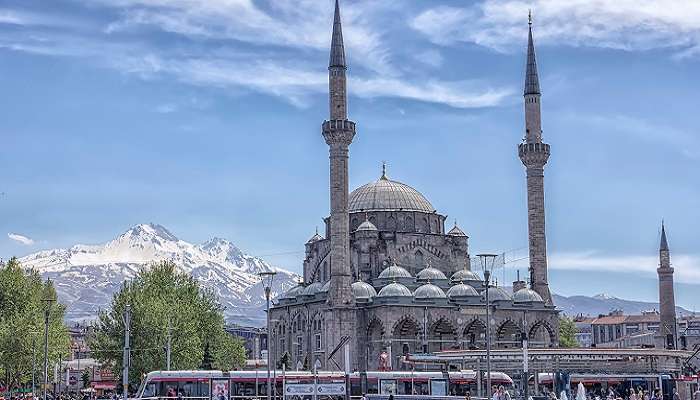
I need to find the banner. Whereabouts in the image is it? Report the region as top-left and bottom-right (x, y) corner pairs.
(212, 379), (229, 400)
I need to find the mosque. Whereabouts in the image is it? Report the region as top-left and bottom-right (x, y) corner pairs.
(269, 1), (560, 372)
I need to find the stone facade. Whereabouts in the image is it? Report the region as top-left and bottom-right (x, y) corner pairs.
(268, 1), (559, 373)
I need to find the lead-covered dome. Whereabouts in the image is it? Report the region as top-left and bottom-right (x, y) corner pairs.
(349, 173), (435, 213)
(352, 281), (377, 300)
(447, 283), (479, 298)
(377, 282), (413, 298)
(414, 283), (447, 300)
(451, 269), (482, 283)
(416, 266), (448, 282)
(513, 288), (544, 303)
(483, 287), (512, 301)
(301, 282), (324, 297)
(378, 262), (412, 279)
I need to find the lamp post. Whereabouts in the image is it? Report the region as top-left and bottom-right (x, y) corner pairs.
(42, 287), (55, 400)
(477, 254), (498, 400)
(259, 271), (277, 400)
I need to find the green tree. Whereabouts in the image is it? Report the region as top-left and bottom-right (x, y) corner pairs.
(200, 342), (214, 370)
(89, 261), (245, 385)
(0, 257), (70, 390)
(559, 316), (578, 348)
(81, 369), (91, 389)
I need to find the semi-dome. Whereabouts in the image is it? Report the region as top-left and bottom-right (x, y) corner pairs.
(446, 283), (479, 298)
(378, 262), (412, 279)
(377, 282), (413, 298)
(349, 172), (435, 213)
(281, 284), (304, 299)
(484, 287), (512, 301)
(416, 266), (447, 282)
(306, 228), (323, 244)
(513, 287), (544, 303)
(414, 283), (447, 300)
(356, 218), (378, 232)
(321, 281), (330, 293)
(447, 223), (467, 237)
(301, 282), (324, 296)
(352, 281), (377, 300)
(451, 269), (482, 283)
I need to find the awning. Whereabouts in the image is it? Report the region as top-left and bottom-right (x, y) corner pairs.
(92, 383), (117, 390)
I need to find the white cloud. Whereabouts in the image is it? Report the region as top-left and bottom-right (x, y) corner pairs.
(155, 103), (177, 113)
(411, 0), (700, 56)
(8, 233), (34, 245)
(551, 251), (700, 284)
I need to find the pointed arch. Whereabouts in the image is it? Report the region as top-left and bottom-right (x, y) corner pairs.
(366, 317), (386, 370)
(391, 315), (422, 360)
(462, 318), (487, 349)
(529, 320), (556, 348)
(428, 317), (458, 352)
(497, 319), (523, 349)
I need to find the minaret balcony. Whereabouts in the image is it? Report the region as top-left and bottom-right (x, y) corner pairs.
(518, 142), (550, 167)
(322, 119), (356, 146)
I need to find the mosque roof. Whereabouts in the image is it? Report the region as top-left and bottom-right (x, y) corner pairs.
(356, 218), (378, 232)
(377, 282), (413, 298)
(301, 282), (324, 296)
(446, 283), (480, 298)
(416, 266), (448, 282)
(352, 281), (377, 299)
(484, 286), (512, 301)
(349, 169), (435, 213)
(378, 262), (412, 279)
(414, 283), (447, 300)
(513, 287), (544, 303)
(451, 269), (482, 283)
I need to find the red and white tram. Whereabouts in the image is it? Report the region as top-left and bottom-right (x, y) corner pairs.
(135, 370), (514, 400)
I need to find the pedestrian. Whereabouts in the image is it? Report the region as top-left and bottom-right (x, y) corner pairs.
(465, 392), (472, 400)
(388, 394), (394, 400)
(360, 394), (367, 400)
(672, 389), (680, 400)
(693, 387), (700, 400)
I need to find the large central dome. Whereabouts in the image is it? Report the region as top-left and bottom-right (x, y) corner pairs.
(349, 172), (435, 213)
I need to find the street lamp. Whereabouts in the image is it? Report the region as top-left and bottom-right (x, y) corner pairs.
(477, 254), (498, 400)
(42, 284), (56, 400)
(259, 271), (277, 400)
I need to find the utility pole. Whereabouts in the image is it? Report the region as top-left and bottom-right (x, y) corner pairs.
(43, 293), (55, 400)
(122, 305), (131, 400)
(522, 313), (529, 400)
(166, 318), (172, 371)
(32, 336), (37, 398)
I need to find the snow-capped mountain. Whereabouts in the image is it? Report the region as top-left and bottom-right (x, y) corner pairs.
(19, 223), (300, 326)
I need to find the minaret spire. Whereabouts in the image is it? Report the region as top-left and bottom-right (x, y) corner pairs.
(519, 10), (552, 305)
(657, 222), (677, 349)
(328, 0), (348, 120)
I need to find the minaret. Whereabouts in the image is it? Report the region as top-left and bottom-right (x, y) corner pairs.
(518, 12), (553, 304)
(322, 0), (355, 307)
(657, 222), (678, 349)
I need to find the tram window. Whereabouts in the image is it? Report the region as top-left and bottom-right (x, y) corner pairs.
(142, 383), (157, 398)
(159, 382), (179, 397)
(379, 379), (397, 395)
(366, 380), (378, 394)
(350, 380), (362, 396)
(413, 382), (429, 396)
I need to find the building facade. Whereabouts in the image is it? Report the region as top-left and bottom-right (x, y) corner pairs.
(269, 1), (559, 372)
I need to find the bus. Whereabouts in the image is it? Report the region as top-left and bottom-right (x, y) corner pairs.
(135, 370), (514, 400)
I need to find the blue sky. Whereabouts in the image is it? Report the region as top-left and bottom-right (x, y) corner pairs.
(1, 0), (699, 310)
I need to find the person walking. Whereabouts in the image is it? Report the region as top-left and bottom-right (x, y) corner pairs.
(692, 387), (700, 400)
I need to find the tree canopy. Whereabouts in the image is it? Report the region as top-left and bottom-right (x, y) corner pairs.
(559, 315), (578, 348)
(0, 257), (70, 390)
(90, 261), (245, 386)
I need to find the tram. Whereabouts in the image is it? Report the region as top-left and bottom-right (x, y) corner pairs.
(135, 370), (514, 400)
(535, 373), (700, 400)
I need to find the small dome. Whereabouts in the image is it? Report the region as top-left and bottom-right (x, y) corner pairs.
(446, 283), (479, 298)
(378, 262), (412, 279)
(281, 284), (304, 299)
(306, 228), (323, 244)
(352, 281), (377, 299)
(447, 223), (467, 237)
(451, 269), (482, 283)
(302, 282), (324, 296)
(356, 219), (378, 232)
(484, 287), (512, 301)
(416, 266), (447, 282)
(377, 282), (413, 298)
(321, 281), (330, 293)
(414, 283), (447, 300)
(513, 288), (544, 303)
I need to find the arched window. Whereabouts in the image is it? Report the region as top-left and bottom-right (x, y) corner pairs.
(387, 216), (396, 231)
(415, 250), (424, 270)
